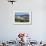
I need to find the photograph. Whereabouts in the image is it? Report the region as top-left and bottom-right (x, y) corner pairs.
(14, 11), (32, 25)
(15, 12), (29, 22)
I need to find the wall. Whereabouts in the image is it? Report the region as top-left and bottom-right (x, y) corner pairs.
(0, 0), (46, 42)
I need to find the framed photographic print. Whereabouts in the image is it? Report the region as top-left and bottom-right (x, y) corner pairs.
(14, 11), (32, 25)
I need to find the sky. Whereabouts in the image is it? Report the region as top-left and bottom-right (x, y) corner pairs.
(15, 12), (29, 16)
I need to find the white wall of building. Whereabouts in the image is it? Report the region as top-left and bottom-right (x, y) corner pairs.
(0, 0), (46, 41)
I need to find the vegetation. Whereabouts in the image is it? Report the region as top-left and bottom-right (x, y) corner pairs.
(15, 18), (29, 22)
